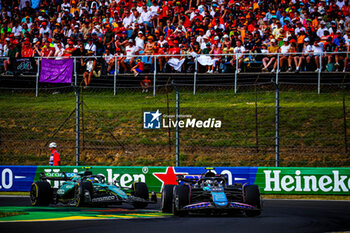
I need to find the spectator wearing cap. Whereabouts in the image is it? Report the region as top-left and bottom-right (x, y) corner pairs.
(121, 39), (137, 70)
(71, 25), (82, 42)
(262, 39), (278, 72)
(23, 16), (33, 30)
(297, 38), (313, 72)
(334, 39), (348, 72)
(312, 37), (324, 72)
(333, 30), (345, 46)
(135, 31), (145, 51)
(40, 21), (51, 38)
(2, 38), (11, 57)
(287, 40), (300, 72)
(103, 25), (115, 49)
(316, 21), (327, 38)
(21, 38), (34, 57)
(338, 20), (346, 34)
(131, 58), (144, 77)
(82, 51), (97, 88)
(312, 16), (323, 30)
(144, 36), (156, 55)
(63, 40), (76, 57)
(271, 38), (290, 73)
(295, 21), (306, 36)
(329, 21), (337, 35)
(85, 38), (97, 56)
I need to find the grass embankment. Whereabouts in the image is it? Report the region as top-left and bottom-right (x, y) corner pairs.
(0, 90), (349, 166)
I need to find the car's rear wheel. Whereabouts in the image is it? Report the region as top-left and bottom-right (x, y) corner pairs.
(172, 185), (190, 216)
(74, 182), (92, 207)
(243, 185), (262, 217)
(30, 181), (52, 206)
(132, 182), (149, 209)
(161, 185), (175, 213)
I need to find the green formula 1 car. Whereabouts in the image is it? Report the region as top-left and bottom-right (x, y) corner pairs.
(30, 169), (156, 208)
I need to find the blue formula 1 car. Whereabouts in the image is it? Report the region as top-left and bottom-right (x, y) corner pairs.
(161, 168), (262, 217)
(30, 169), (156, 208)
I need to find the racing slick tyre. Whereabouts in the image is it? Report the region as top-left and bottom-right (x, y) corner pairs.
(243, 185), (262, 217)
(161, 185), (175, 213)
(74, 182), (92, 207)
(30, 181), (53, 206)
(172, 185), (190, 217)
(132, 182), (149, 209)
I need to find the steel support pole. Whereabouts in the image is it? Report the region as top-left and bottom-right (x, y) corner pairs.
(75, 87), (80, 166)
(114, 56), (117, 96)
(234, 54), (238, 94)
(74, 57), (77, 86)
(153, 56), (157, 96)
(318, 54), (322, 94)
(275, 54), (280, 167)
(36, 58), (40, 97)
(193, 58), (197, 95)
(176, 88), (180, 167)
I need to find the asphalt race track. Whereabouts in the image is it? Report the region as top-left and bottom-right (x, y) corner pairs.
(1, 196), (350, 233)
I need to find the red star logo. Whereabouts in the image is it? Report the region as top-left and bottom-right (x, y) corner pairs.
(153, 167), (187, 189)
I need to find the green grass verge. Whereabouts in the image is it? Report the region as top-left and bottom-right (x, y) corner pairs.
(1, 90), (350, 166)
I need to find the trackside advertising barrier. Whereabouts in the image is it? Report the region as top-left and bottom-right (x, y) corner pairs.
(0, 166), (350, 195)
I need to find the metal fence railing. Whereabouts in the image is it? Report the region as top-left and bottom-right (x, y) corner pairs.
(1, 52), (350, 167)
(1, 52), (350, 96)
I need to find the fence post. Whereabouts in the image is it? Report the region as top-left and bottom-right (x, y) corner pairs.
(176, 87), (180, 166)
(276, 54), (280, 83)
(36, 58), (40, 97)
(274, 55), (280, 167)
(234, 54), (238, 94)
(193, 57), (197, 95)
(74, 57), (77, 86)
(153, 55), (157, 96)
(114, 56), (117, 96)
(343, 95), (348, 154)
(318, 54), (322, 94)
(75, 86), (80, 166)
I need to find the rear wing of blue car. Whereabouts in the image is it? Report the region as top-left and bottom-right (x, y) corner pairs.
(176, 174), (229, 185)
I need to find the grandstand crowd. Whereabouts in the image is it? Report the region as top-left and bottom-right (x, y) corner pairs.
(1, 0), (350, 76)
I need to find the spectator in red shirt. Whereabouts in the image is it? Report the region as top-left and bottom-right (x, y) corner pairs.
(140, 76), (151, 93)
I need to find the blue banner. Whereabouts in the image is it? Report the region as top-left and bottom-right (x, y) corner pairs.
(0, 166), (37, 191)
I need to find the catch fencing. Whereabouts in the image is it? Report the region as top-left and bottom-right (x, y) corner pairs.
(0, 53), (350, 167)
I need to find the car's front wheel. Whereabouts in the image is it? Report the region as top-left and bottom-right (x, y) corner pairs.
(243, 185), (262, 217)
(132, 182), (149, 209)
(161, 185), (175, 213)
(30, 181), (52, 206)
(172, 185), (190, 217)
(74, 182), (92, 207)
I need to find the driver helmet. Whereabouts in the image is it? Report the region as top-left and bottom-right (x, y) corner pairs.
(87, 177), (98, 183)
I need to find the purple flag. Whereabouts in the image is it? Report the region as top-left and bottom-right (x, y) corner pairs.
(39, 59), (73, 83)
